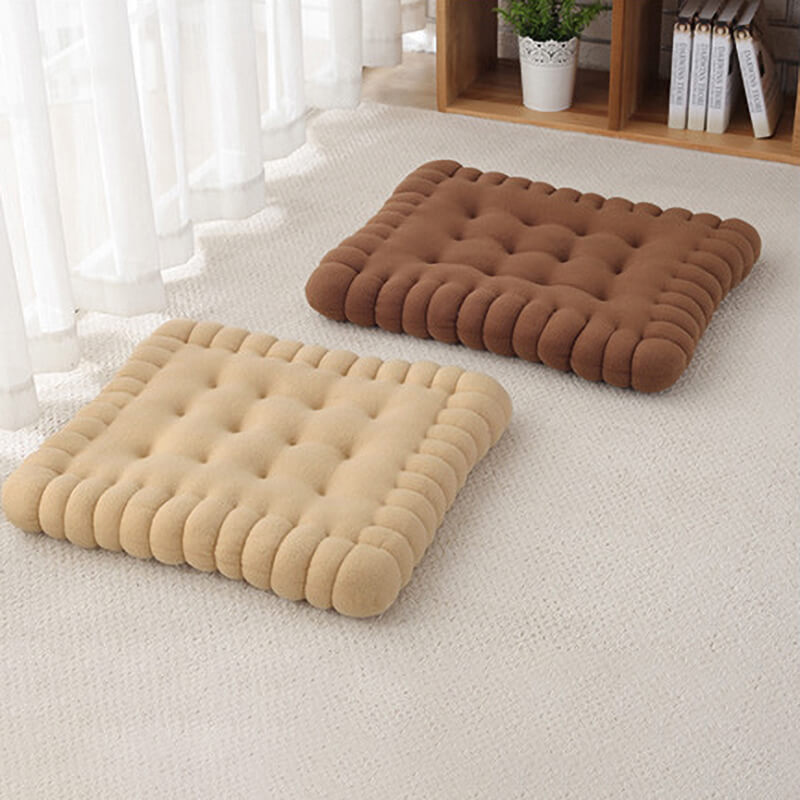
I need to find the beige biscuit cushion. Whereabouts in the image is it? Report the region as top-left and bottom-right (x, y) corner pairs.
(2, 320), (511, 618)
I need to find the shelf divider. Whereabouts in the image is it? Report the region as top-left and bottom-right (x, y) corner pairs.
(436, 0), (496, 110)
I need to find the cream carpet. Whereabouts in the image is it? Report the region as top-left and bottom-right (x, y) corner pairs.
(2, 101), (798, 799)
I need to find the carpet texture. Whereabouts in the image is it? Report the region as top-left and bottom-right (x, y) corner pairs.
(1, 100), (798, 798)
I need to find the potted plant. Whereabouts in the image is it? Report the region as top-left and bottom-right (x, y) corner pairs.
(495, 0), (606, 112)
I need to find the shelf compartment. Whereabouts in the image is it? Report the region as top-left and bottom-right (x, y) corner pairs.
(445, 61), (610, 133)
(624, 79), (798, 165)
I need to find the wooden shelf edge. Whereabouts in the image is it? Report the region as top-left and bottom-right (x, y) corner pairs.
(440, 101), (800, 165)
(442, 99), (609, 135)
(620, 118), (800, 165)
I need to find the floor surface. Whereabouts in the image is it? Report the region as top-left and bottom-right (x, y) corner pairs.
(2, 98), (799, 799)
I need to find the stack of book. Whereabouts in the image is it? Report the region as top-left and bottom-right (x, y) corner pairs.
(668, 0), (783, 137)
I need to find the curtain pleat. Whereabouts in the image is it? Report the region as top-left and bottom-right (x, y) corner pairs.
(260, 0), (306, 158)
(303, 0), (363, 109)
(401, 0), (427, 32)
(76, 0), (166, 314)
(0, 201), (40, 430)
(0, 0), (78, 375)
(0, 0), (424, 429)
(363, 0), (401, 67)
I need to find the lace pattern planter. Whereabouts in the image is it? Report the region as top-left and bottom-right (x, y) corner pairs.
(518, 36), (579, 112)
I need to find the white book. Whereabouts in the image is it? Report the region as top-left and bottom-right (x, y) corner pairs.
(735, 0), (783, 138)
(669, 0), (705, 129)
(687, 0), (725, 130)
(707, 0), (746, 133)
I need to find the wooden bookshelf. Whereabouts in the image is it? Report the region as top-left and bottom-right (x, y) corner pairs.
(436, 0), (800, 166)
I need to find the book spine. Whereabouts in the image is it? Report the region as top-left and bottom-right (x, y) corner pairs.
(706, 24), (733, 133)
(687, 21), (713, 130)
(668, 22), (693, 129)
(736, 31), (770, 137)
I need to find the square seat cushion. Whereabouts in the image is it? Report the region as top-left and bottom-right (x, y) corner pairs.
(2, 320), (511, 618)
(305, 160), (761, 392)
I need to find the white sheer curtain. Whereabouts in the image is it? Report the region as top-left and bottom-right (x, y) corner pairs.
(0, 0), (424, 429)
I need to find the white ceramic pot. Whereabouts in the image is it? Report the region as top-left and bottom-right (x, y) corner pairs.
(518, 36), (579, 112)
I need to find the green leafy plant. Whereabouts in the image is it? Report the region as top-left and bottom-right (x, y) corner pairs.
(494, 0), (606, 42)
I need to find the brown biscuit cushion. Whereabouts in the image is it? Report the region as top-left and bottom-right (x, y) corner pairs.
(2, 320), (511, 618)
(305, 160), (761, 392)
